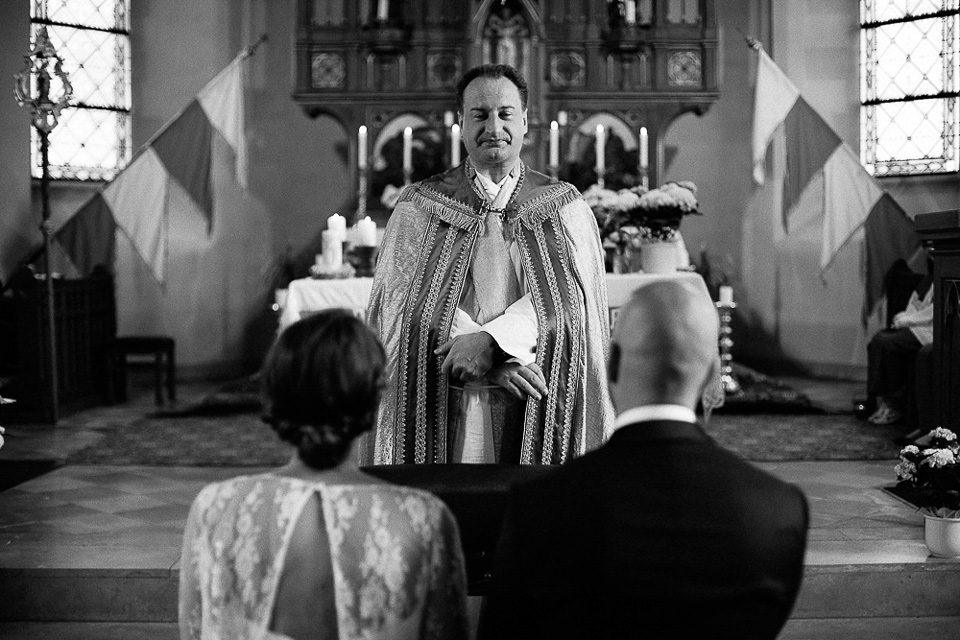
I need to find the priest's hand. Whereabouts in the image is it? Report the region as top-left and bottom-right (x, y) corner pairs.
(436, 332), (496, 383)
(488, 362), (547, 400)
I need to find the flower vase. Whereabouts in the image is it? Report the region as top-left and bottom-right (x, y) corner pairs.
(923, 515), (960, 557)
(639, 240), (677, 274)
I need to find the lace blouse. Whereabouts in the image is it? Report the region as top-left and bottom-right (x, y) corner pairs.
(179, 474), (469, 640)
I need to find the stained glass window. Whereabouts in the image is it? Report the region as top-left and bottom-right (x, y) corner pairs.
(861, 1), (960, 176)
(30, 0), (131, 181)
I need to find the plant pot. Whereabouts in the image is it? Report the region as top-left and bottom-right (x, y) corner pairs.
(639, 241), (677, 274)
(923, 514), (960, 557)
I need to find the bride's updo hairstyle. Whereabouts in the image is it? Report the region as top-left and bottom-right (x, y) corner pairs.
(261, 309), (386, 469)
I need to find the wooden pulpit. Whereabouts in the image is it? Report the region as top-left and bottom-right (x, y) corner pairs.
(914, 209), (960, 430)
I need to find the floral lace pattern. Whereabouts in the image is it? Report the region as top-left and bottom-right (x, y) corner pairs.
(179, 475), (468, 640)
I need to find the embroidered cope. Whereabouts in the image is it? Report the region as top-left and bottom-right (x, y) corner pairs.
(179, 475), (469, 640)
(367, 161), (614, 465)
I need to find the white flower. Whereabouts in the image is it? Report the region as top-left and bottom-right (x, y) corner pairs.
(922, 448), (956, 468)
(895, 460), (917, 481)
(932, 427), (957, 442)
(901, 445), (920, 456)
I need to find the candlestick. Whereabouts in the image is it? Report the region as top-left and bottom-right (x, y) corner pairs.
(451, 123), (461, 167)
(549, 120), (559, 170)
(358, 125), (367, 169)
(403, 126), (413, 183)
(715, 296), (742, 395)
(595, 124), (606, 187)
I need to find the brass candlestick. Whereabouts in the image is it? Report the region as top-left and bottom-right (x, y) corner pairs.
(715, 300), (741, 395)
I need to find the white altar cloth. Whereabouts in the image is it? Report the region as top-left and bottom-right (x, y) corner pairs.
(278, 271), (707, 332)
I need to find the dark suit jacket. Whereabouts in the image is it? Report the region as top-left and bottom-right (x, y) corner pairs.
(479, 420), (809, 640)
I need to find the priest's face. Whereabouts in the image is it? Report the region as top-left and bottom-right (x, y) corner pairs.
(460, 76), (528, 176)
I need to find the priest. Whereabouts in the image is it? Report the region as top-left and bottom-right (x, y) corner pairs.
(367, 63), (612, 465)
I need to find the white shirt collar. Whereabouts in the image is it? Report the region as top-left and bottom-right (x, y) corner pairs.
(474, 162), (520, 201)
(613, 405), (697, 432)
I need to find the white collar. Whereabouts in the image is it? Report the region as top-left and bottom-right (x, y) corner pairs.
(474, 162), (520, 200)
(613, 405), (697, 432)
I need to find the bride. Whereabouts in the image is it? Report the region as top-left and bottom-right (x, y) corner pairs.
(179, 309), (469, 640)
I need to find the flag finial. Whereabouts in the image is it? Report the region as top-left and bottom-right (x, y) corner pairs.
(737, 28), (762, 51)
(243, 33), (268, 58)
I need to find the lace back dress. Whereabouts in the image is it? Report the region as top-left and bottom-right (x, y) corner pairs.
(179, 475), (469, 640)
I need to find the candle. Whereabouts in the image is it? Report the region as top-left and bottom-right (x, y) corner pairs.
(625, 0), (637, 25)
(549, 120), (559, 167)
(719, 286), (734, 306)
(358, 125), (367, 169)
(444, 110), (454, 127)
(376, 0), (388, 21)
(403, 126), (413, 177)
(639, 126), (649, 170)
(327, 213), (347, 243)
(357, 216), (377, 247)
(639, 0), (652, 24)
(450, 123), (461, 167)
(557, 110), (567, 126)
(322, 230), (343, 267)
(595, 124), (606, 177)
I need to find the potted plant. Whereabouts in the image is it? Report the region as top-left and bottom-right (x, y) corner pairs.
(895, 427), (960, 557)
(584, 180), (700, 273)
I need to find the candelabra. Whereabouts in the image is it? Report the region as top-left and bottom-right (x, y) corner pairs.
(715, 299), (742, 395)
(14, 25), (73, 423)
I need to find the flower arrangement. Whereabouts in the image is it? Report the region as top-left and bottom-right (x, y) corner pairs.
(895, 428), (960, 518)
(584, 180), (700, 251)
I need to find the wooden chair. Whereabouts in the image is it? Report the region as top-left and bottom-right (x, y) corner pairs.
(106, 336), (176, 406)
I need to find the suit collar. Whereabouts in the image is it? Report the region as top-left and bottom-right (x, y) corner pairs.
(608, 420), (710, 445)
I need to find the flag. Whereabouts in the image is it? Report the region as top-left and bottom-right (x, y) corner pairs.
(750, 42), (922, 321)
(49, 48), (252, 283)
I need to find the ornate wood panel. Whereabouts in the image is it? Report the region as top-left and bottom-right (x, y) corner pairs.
(295, 0), (719, 217)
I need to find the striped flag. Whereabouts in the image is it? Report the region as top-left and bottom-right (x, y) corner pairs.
(51, 48), (252, 284)
(750, 43), (921, 320)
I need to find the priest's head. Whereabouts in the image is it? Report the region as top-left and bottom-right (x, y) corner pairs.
(456, 64), (529, 180)
(607, 279), (720, 414)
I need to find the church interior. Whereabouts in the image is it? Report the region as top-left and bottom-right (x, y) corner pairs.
(1, 0), (960, 637)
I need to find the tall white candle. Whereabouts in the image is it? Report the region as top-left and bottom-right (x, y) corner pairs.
(625, 0), (637, 25)
(357, 216), (377, 246)
(322, 229), (343, 266)
(327, 213), (347, 243)
(557, 110), (567, 126)
(402, 126), (413, 176)
(719, 286), (734, 306)
(549, 120), (559, 167)
(595, 124), (606, 177)
(376, 0), (389, 21)
(450, 123), (461, 167)
(639, 126), (649, 170)
(444, 110), (454, 127)
(358, 125), (367, 169)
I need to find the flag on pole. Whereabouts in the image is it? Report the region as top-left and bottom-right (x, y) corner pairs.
(749, 40), (921, 321)
(50, 41), (258, 284)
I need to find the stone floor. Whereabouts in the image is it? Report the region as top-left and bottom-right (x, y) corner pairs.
(1, 375), (958, 638)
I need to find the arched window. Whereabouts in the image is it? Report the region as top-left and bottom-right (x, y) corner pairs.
(30, 0), (131, 181)
(860, 1), (960, 176)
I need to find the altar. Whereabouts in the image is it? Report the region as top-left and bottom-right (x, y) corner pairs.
(277, 270), (708, 332)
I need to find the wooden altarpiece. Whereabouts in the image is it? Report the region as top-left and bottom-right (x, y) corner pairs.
(294, 0), (718, 220)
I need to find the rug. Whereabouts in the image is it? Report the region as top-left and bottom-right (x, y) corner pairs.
(713, 363), (820, 414)
(150, 376), (263, 418)
(65, 410), (904, 466)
